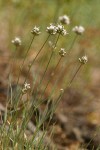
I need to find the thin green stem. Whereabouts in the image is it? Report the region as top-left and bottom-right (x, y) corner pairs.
(7, 46), (17, 107)
(39, 50), (54, 88)
(66, 34), (78, 55)
(33, 34), (60, 101)
(55, 34), (78, 85)
(37, 34), (60, 89)
(51, 56), (62, 76)
(39, 56), (62, 101)
(16, 35), (35, 87)
(13, 34), (50, 103)
(32, 57), (62, 109)
(47, 63), (83, 105)
(12, 35), (35, 102)
(68, 63), (82, 87)
(25, 34), (50, 82)
(33, 50), (54, 102)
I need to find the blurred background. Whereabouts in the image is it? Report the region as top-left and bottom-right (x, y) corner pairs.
(0, 0), (100, 149)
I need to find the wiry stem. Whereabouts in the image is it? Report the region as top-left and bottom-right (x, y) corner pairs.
(39, 56), (62, 101)
(13, 35), (35, 101)
(8, 46), (17, 77)
(25, 34), (50, 82)
(55, 34), (78, 84)
(34, 34), (60, 100)
(48, 63), (83, 105)
(39, 35), (78, 103)
(66, 34), (78, 56)
(68, 63), (82, 87)
(16, 35), (35, 84)
(7, 46), (17, 103)
(39, 34), (60, 87)
(14, 34), (50, 103)
(39, 50), (54, 87)
(51, 56), (62, 76)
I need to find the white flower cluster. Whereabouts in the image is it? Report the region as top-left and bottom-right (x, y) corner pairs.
(46, 24), (57, 35)
(31, 26), (41, 35)
(79, 55), (88, 64)
(56, 24), (68, 36)
(72, 26), (85, 35)
(46, 24), (68, 36)
(59, 48), (66, 57)
(22, 82), (30, 94)
(12, 37), (21, 47)
(59, 15), (70, 25)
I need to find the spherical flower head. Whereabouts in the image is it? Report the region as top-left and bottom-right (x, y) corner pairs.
(56, 24), (68, 36)
(31, 26), (41, 36)
(22, 82), (30, 94)
(60, 88), (64, 93)
(59, 15), (70, 25)
(59, 48), (66, 57)
(46, 24), (57, 35)
(79, 55), (88, 64)
(72, 26), (85, 35)
(12, 37), (21, 47)
(24, 82), (30, 89)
